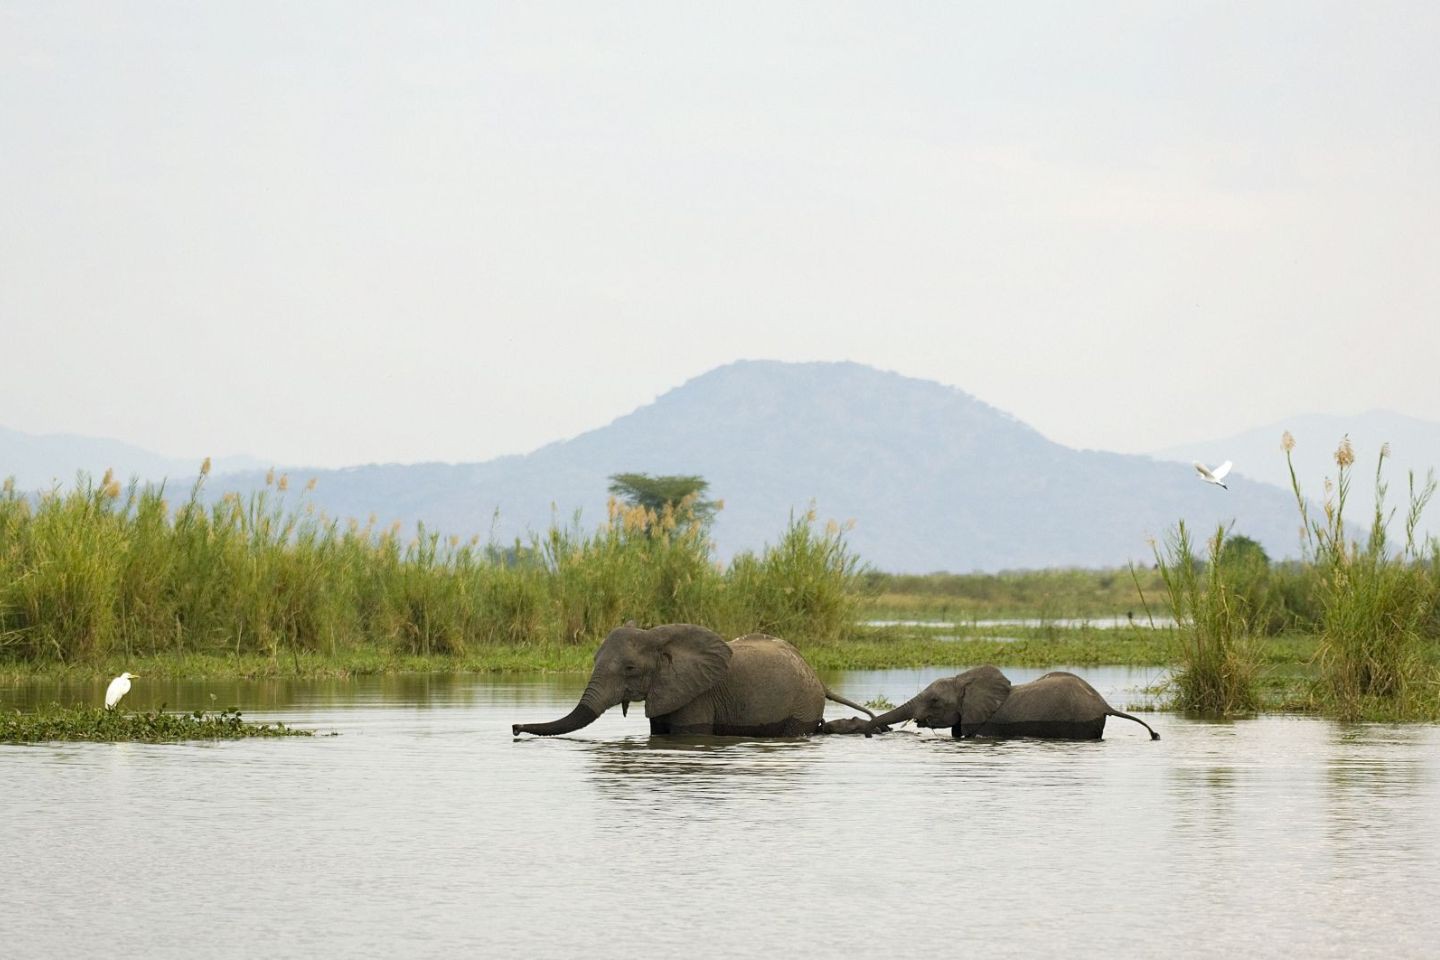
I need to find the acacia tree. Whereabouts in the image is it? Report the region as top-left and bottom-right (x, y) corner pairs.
(607, 473), (721, 530)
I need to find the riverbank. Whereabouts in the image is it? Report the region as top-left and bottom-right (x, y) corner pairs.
(6, 628), (1435, 720)
(4, 466), (1436, 721)
(0, 624), (1320, 681)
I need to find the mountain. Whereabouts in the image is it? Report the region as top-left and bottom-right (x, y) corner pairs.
(0, 425), (265, 491)
(1153, 410), (1440, 549)
(201, 361), (1309, 572)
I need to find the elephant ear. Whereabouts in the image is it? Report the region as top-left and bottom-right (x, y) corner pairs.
(644, 624), (733, 718)
(958, 665), (1012, 729)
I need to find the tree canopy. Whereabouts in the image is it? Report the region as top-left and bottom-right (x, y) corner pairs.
(607, 473), (721, 528)
(1219, 534), (1271, 569)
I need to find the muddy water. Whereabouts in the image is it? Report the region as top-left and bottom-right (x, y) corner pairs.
(3, 667), (1437, 958)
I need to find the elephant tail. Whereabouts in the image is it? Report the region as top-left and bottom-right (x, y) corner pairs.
(1108, 709), (1161, 740)
(823, 687), (877, 720)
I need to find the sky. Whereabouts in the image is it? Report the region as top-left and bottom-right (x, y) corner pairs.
(3, 2), (1438, 469)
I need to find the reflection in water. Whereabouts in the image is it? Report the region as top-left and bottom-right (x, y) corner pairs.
(1325, 724), (1433, 890)
(584, 736), (816, 806)
(2, 670), (589, 713)
(2, 670), (1439, 958)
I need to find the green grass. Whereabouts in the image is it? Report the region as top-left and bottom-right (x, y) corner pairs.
(1152, 522), (1261, 715)
(0, 472), (862, 664)
(4, 457), (1439, 725)
(858, 566), (1170, 622)
(0, 626), (1333, 683)
(1, 704), (312, 743)
(1284, 437), (1440, 721)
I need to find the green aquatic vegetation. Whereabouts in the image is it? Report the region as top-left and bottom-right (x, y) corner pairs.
(1285, 435), (1440, 720)
(1151, 522), (1261, 716)
(0, 705), (312, 743)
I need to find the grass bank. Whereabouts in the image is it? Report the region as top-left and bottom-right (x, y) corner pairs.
(860, 566), (1172, 622)
(0, 624), (1329, 685)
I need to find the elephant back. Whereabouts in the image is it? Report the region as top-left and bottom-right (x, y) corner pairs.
(711, 634), (826, 732)
(979, 671), (1107, 739)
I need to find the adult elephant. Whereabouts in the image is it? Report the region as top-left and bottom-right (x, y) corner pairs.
(860, 665), (1160, 740)
(512, 623), (875, 738)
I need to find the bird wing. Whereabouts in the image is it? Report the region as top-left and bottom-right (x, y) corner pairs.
(1211, 460), (1233, 481)
(1193, 461), (1216, 481)
(105, 677), (127, 708)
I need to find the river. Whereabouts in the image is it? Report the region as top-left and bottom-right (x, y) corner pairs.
(3, 667), (1437, 958)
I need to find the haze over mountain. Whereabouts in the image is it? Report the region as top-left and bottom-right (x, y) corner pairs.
(181, 361), (1310, 572)
(6, 361), (1365, 571)
(1154, 410), (1440, 548)
(0, 425), (263, 492)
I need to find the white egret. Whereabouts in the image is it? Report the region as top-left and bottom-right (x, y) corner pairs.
(1193, 460), (1233, 490)
(105, 672), (139, 710)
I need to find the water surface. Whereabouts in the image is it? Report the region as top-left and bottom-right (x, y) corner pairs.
(3, 667), (1437, 958)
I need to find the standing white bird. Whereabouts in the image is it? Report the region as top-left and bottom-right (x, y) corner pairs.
(105, 672), (139, 710)
(1193, 461), (1233, 490)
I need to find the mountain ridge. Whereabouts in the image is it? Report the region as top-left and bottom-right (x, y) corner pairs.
(3, 361), (1368, 571)
(0, 424), (264, 490)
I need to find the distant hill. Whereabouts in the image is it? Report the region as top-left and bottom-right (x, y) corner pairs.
(0, 425), (264, 491)
(1153, 410), (1440, 549)
(200, 360), (1309, 572)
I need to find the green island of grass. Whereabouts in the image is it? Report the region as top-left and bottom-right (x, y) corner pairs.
(1, 705), (313, 744)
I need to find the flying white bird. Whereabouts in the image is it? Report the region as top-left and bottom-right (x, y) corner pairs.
(1193, 460), (1233, 490)
(105, 672), (139, 710)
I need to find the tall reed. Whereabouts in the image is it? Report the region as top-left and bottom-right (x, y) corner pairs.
(0, 469), (866, 665)
(1151, 521), (1260, 715)
(1285, 433), (1439, 718)
(721, 511), (863, 643)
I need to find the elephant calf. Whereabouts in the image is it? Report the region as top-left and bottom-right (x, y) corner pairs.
(819, 716), (884, 735)
(836, 666), (1160, 741)
(512, 622), (876, 738)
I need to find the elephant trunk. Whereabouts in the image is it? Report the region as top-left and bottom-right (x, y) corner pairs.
(512, 677), (617, 737)
(869, 697), (916, 732)
(512, 703), (598, 737)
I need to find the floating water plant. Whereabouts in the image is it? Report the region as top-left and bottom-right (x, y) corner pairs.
(0, 705), (313, 743)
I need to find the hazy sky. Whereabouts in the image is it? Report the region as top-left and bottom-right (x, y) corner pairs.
(4, 2), (1438, 468)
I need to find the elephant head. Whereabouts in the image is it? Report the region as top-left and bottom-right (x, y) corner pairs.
(512, 623), (733, 736)
(869, 665), (1012, 734)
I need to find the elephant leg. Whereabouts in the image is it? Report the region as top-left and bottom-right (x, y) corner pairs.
(968, 717), (1106, 740)
(650, 697), (716, 735)
(685, 690), (816, 737)
(712, 715), (819, 737)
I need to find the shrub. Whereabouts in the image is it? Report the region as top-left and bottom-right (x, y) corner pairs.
(1285, 433), (1439, 719)
(1152, 521), (1260, 715)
